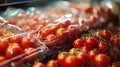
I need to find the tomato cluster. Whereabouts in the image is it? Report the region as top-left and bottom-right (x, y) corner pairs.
(0, 34), (39, 66)
(7, 2), (115, 49)
(32, 30), (120, 67)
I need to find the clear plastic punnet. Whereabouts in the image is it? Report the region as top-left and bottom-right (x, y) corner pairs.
(0, 33), (48, 67)
(1, 1), (116, 50)
(0, 24), (48, 67)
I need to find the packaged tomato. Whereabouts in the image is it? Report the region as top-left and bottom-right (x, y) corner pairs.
(0, 32), (48, 67)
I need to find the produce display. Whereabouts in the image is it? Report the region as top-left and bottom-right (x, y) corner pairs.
(0, 1), (119, 67)
(3, 2), (115, 49)
(32, 30), (120, 67)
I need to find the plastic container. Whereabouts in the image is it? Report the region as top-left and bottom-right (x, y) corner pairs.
(1, 1), (116, 49)
(0, 32), (48, 67)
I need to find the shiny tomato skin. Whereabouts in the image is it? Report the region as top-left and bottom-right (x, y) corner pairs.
(21, 36), (34, 48)
(68, 48), (80, 53)
(100, 30), (111, 40)
(88, 50), (99, 60)
(80, 46), (90, 53)
(5, 43), (22, 59)
(94, 54), (110, 66)
(46, 34), (57, 41)
(56, 28), (66, 36)
(85, 37), (97, 48)
(9, 35), (23, 44)
(32, 62), (45, 67)
(0, 39), (9, 53)
(76, 52), (89, 66)
(98, 41), (109, 53)
(57, 52), (67, 64)
(73, 39), (84, 48)
(46, 60), (58, 67)
(41, 28), (52, 37)
(24, 47), (38, 62)
(62, 55), (79, 67)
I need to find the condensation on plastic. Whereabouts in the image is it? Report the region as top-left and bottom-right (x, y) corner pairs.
(0, 33), (48, 67)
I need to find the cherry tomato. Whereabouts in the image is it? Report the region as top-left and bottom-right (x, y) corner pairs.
(62, 55), (79, 67)
(57, 52), (67, 64)
(56, 28), (66, 36)
(24, 47), (38, 62)
(110, 35), (120, 47)
(0, 56), (6, 63)
(112, 62), (120, 67)
(76, 52), (89, 66)
(46, 60), (58, 67)
(85, 37), (97, 48)
(88, 50), (99, 60)
(21, 36), (34, 48)
(67, 25), (79, 42)
(5, 43), (22, 58)
(68, 48), (80, 53)
(84, 5), (93, 14)
(0, 39), (9, 53)
(94, 54), (110, 66)
(41, 28), (52, 37)
(32, 62), (45, 67)
(9, 34), (23, 44)
(73, 39), (84, 48)
(98, 41), (109, 53)
(100, 30), (111, 40)
(60, 20), (71, 28)
(80, 46), (90, 53)
(83, 61), (94, 67)
(46, 34), (57, 41)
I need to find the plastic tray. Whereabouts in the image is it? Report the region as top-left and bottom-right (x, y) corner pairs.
(1, 1), (116, 49)
(0, 33), (48, 67)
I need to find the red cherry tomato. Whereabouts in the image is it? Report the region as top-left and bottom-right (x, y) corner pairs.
(84, 5), (93, 14)
(110, 35), (120, 47)
(62, 55), (79, 67)
(9, 34), (23, 44)
(73, 39), (84, 48)
(0, 39), (9, 53)
(46, 60), (58, 67)
(80, 46), (90, 53)
(85, 37), (98, 48)
(98, 41), (109, 53)
(24, 47), (38, 62)
(21, 36), (34, 48)
(57, 52), (67, 64)
(100, 30), (111, 40)
(46, 34), (57, 41)
(94, 54), (110, 66)
(60, 20), (71, 28)
(41, 28), (52, 37)
(68, 48), (80, 53)
(112, 62), (120, 67)
(32, 62), (45, 67)
(88, 50), (99, 60)
(0, 56), (6, 63)
(5, 43), (22, 58)
(76, 52), (89, 66)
